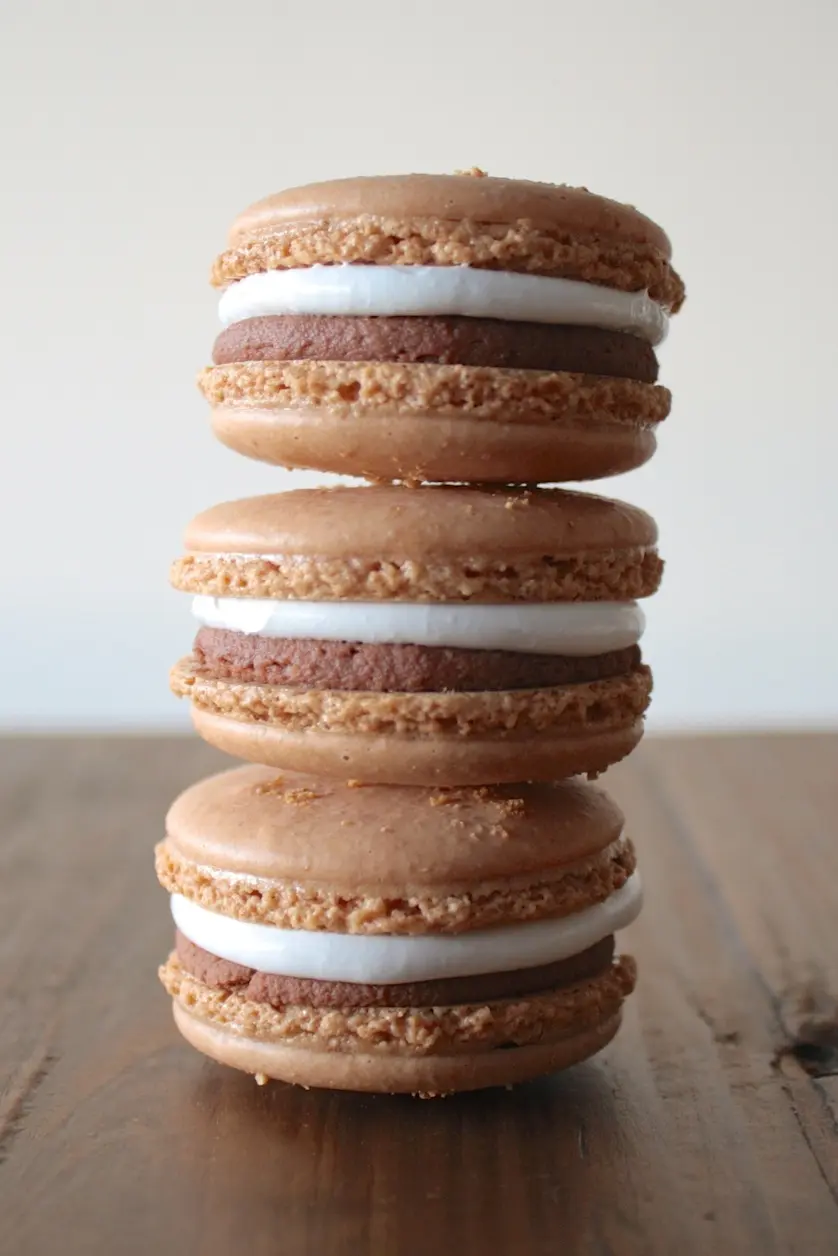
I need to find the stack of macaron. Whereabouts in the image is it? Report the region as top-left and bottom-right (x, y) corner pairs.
(159, 170), (683, 1094)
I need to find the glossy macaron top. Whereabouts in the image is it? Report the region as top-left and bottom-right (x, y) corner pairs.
(164, 764), (625, 892)
(226, 172), (673, 256)
(180, 485), (657, 560)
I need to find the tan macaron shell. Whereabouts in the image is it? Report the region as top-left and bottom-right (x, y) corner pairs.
(156, 765), (636, 933)
(164, 764), (624, 887)
(170, 1001), (624, 1095)
(178, 706), (647, 791)
(199, 357), (670, 488)
(202, 374), (666, 486)
(171, 484), (662, 603)
(182, 483), (656, 558)
(227, 174), (673, 253)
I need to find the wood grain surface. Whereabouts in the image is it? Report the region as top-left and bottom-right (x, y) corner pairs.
(1, 734), (836, 1256)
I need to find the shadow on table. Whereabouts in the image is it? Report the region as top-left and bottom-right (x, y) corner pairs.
(170, 1059), (626, 1251)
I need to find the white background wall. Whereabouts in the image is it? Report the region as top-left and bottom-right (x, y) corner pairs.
(2, 0), (836, 731)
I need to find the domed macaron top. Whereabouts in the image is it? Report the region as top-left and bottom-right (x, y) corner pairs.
(227, 172), (673, 256)
(163, 764), (626, 893)
(180, 484), (657, 560)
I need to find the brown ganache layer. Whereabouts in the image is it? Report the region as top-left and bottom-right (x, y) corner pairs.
(175, 931), (616, 1008)
(192, 630), (641, 693)
(212, 315), (659, 384)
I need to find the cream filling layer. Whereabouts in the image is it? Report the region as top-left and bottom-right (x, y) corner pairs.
(218, 265), (668, 344)
(191, 595), (644, 657)
(171, 872), (642, 984)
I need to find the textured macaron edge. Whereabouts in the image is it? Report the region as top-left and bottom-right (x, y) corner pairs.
(160, 951), (637, 1053)
(170, 547), (662, 602)
(169, 658), (653, 737)
(155, 833), (636, 933)
(197, 361), (671, 427)
(210, 217), (683, 310)
(170, 1000), (623, 1093)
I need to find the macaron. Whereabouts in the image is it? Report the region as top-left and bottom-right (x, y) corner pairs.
(157, 764), (641, 1094)
(170, 484), (660, 786)
(200, 171), (683, 485)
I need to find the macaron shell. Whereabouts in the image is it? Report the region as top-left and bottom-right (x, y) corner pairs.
(171, 997), (623, 1094)
(203, 349), (667, 485)
(187, 704), (645, 789)
(157, 830), (635, 934)
(182, 484), (658, 559)
(198, 363), (671, 441)
(163, 762), (625, 888)
(227, 173), (673, 256)
(210, 403), (657, 484)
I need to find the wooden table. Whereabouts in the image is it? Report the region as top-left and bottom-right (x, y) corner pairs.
(1, 734), (837, 1255)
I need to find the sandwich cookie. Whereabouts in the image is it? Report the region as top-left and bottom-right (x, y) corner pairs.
(157, 765), (641, 1094)
(201, 171), (684, 484)
(170, 484), (661, 786)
